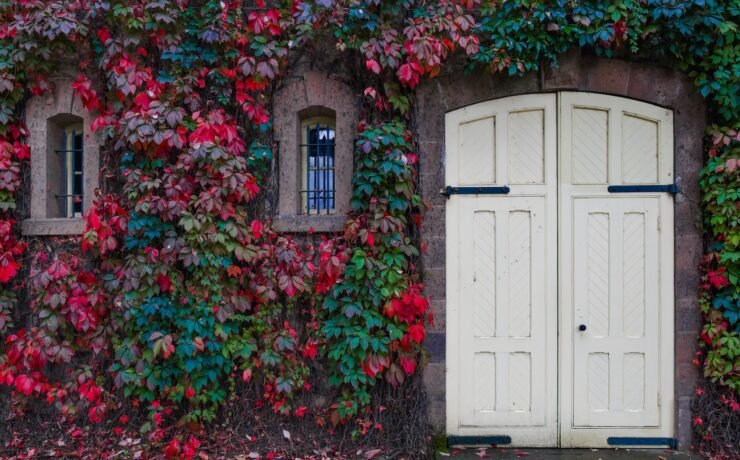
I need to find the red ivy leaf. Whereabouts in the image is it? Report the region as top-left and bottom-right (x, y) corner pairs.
(164, 439), (181, 459)
(708, 268), (729, 289)
(251, 219), (262, 239)
(397, 62), (421, 88)
(302, 340), (318, 360)
(365, 59), (381, 74)
(157, 273), (173, 293)
(0, 255), (19, 283)
(400, 356), (416, 375)
(407, 323), (426, 343)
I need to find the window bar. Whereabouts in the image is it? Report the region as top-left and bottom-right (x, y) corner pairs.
(62, 130), (69, 217)
(312, 123), (317, 212)
(55, 194), (83, 217)
(309, 124), (314, 212)
(330, 139), (335, 210)
(305, 125), (309, 213)
(308, 124), (312, 212)
(328, 133), (334, 212)
(306, 125), (310, 213)
(72, 142), (78, 216)
(313, 123), (321, 214)
(73, 131), (83, 216)
(321, 123), (327, 213)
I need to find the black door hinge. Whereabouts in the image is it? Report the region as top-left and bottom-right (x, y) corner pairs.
(440, 185), (511, 198)
(607, 184), (679, 194)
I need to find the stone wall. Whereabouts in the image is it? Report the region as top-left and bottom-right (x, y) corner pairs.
(415, 50), (706, 449)
(19, 50), (707, 449)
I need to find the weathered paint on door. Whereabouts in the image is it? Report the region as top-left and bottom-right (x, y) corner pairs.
(446, 94), (558, 447)
(445, 92), (675, 447)
(559, 92), (675, 447)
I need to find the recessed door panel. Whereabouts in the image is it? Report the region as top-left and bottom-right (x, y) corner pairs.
(458, 197), (548, 428)
(571, 197), (661, 427)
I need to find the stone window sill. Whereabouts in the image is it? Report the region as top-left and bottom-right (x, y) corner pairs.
(272, 214), (345, 234)
(22, 218), (85, 236)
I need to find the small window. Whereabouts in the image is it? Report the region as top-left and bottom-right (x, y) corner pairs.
(23, 78), (102, 236)
(59, 124), (83, 218)
(301, 117), (335, 214)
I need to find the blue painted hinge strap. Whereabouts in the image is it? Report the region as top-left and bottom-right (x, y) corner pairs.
(607, 184), (679, 194)
(447, 435), (512, 447)
(607, 437), (678, 449)
(440, 186), (511, 198)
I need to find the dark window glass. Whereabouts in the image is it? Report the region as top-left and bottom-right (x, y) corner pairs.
(59, 127), (84, 218)
(304, 123), (335, 213)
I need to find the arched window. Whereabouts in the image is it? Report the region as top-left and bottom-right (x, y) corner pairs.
(22, 76), (100, 235)
(272, 71), (358, 233)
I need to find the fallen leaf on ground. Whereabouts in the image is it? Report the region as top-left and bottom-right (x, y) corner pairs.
(365, 449), (382, 459)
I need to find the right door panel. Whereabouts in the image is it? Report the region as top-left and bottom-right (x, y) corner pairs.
(559, 92), (675, 447)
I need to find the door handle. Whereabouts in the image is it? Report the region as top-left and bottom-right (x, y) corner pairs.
(578, 324), (587, 332)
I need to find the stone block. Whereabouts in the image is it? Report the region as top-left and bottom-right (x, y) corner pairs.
(419, 171), (447, 207)
(418, 141), (445, 178)
(676, 396), (694, 450)
(581, 57), (632, 95)
(423, 362), (446, 397)
(676, 363), (700, 397)
(429, 299), (446, 333)
(423, 267), (446, 300)
(420, 205), (446, 242)
(626, 64), (684, 106)
(425, 331), (445, 363)
(542, 48), (582, 90)
(676, 331), (699, 363)
(421, 237), (446, 271)
(676, 301), (702, 333)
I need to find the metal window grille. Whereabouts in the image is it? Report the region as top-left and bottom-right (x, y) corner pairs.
(301, 123), (335, 214)
(56, 128), (83, 218)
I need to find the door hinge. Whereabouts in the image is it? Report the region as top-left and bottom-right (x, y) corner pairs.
(608, 437), (677, 449)
(607, 184), (679, 194)
(447, 435), (512, 447)
(439, 185), (511, 198)
(657, 216), (661, 232)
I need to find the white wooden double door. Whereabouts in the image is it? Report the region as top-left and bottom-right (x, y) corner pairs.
(445, 93), (675, 447)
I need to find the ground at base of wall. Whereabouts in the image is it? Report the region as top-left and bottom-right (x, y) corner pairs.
(0, 377), (432, 459)
(439, 448), (700, 460)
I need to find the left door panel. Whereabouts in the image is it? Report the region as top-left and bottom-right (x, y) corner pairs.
(446, 94), (557, 446)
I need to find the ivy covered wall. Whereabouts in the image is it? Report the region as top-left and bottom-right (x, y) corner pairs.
(0, 1), (737, 458)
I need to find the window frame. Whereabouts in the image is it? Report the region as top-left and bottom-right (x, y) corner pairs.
(60, 123), (84, 218)
(272, 72), (358, 233)
(300, 116), (336, 215)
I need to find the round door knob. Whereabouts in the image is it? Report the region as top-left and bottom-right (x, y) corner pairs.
(578, 324), (587, 332)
